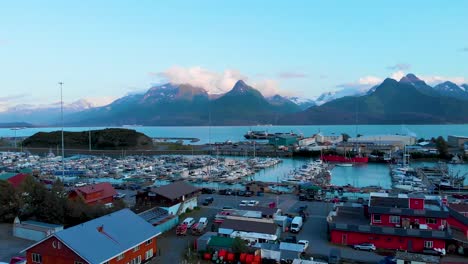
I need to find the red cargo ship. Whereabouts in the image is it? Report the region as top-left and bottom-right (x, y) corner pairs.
(321, 155), (368, 163)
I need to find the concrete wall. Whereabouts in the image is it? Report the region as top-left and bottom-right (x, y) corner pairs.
(13, 227), (48, 241)
(163, 197), (198, 215)
(155, 217), (179, 233)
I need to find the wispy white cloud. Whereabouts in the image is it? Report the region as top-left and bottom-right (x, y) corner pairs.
(277, 72), (308, 79)
(152, 66), (291, 96)
(386, 63), (411, 71)
(152, 66), (247, 94)
(0, 94), (28, 102)
(419, 75), (466, 85)
(390, 70), (406, 81)
(82, 96), (117, 107)
(337, 75), (382, 92)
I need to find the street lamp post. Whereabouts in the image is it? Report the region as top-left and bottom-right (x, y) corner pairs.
(59, 82), (65, 178)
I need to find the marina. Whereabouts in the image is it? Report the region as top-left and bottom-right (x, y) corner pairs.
(2, 150), (466, 194)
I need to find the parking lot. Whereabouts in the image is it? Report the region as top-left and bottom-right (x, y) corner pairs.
(193, 193), (383, 263)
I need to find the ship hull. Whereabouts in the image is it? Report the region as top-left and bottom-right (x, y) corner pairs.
(321, 155), (368, 163)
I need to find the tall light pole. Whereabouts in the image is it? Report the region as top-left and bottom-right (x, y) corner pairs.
(59, 82), (65, 177)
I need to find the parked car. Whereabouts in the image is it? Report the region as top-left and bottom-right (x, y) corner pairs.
(202, 197), (214, 205)
(297, 240), (309, 251)
(247, 200), (259, 206)
(239, 200), (249, 206)
(298, 194), (306, 201)
(201, 188), (216, 194)
(222, 206), (234, 210)
(244, 191), (254, 197)
(328, 249), (341, 264)
(182, 217), (195, 228)
(290, 216), (303, 233)
(198, 217), (208, 227)
(353, 243), (376, 251)
(283, 235), (297, 243)
(237, 190), (246, 196)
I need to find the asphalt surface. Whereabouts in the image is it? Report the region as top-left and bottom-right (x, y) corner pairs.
(0, 224), (33, 262)
(195, 193), (384, 263)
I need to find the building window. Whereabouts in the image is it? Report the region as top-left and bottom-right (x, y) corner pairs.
(390, 215), (400, 224)
(424, 241), (433, 248)
(130, 256), (142, 264)
(117, 253), (125, 260)
(146, 239), (152, 245)
(32, 253), (42, 263)
(373, 214), (381, 223)
(133, 245), (140, 252)
(426, 218), (436, 224)
(145, 249), (154, 260)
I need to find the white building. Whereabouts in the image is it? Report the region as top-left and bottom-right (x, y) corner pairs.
(298, 137), (316, 147)
(348, 134), (416, 147)
(315, 133), (343, 144)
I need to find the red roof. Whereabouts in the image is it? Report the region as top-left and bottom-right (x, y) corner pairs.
(71, 182), (117, 204)
(7, 173), (29, 188)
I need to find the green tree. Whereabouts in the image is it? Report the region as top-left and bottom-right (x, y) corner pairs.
(232, 237), (248, 254)
(40, 180), (67, 224)
(0, 180), (20, 222)
(435, 136), (450, 159)
(19, 175), (47, 219)
(341, 133), (350, 142)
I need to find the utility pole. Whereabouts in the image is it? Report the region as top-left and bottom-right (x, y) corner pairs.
(88, 129), (92, 152)
(59, 82), (65, 178)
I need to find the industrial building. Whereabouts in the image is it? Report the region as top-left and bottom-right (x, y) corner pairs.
(448, 135), (468, 149)
(348, 134), (417, 148)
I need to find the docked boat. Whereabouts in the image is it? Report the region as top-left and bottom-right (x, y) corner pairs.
(321, 155), (368, 163)
(244, 130), (270, 139)
(336, 163), (353, 167)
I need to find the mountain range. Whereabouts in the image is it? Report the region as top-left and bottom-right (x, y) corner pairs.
(2, 74), (468, 126)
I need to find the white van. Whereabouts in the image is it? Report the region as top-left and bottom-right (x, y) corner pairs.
(198, 217), (208, 228)
(182, 217), (195, 228)
(290, 216), (303, 233)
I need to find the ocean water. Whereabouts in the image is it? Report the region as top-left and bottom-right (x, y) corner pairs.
(2, 124), (468, 144)
(330, 163), (392, 189)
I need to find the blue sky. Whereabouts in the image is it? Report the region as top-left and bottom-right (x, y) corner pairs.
(1, 0), (467, 108)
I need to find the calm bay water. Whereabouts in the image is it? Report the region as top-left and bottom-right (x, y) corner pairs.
(2, 124), (468, 144)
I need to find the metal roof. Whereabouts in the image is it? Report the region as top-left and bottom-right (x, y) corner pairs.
(22, 220), (63, 229)
(151, 181), (199, 200)
(279, 242), (304, 252)
(22, 209), (161, 264)
(220, 219), (277, 235)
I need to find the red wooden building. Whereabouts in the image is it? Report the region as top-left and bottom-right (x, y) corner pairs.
(328, 193), (452, 254)
(69, 182), (117, 205)
(22, 209), (161, 264)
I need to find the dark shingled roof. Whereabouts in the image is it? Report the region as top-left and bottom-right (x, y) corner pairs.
(220, 219), (277, 235)
(151, 181), (199, 200)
